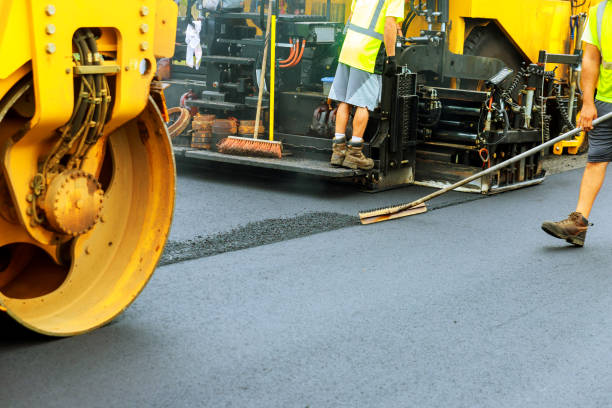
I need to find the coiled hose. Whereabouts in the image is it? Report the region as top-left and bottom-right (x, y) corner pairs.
(552, 85), (575, 132)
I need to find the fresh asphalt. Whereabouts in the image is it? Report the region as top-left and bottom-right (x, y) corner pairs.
(3, 162), (612, 407)
(161, 162), (487, 265)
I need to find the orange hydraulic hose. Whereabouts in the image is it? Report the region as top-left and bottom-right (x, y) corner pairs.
(279, 40), (300, 68)
(279, 38), (296, 64)
(479, 148), (490, 168)
(289, 39), (306, 67)
(279, 39), (304, 68)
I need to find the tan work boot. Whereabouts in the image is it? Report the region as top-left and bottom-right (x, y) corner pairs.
(342, 143), (374, 170)
(330, 140), (346, 166)
(541, 211), (590, 247)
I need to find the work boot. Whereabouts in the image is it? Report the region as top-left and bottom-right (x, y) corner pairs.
(342, 142), (374, 170)
(330, 139), (346, 166)
(541, 211), (590, 247)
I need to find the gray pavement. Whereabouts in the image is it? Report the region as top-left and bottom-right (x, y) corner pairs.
(3, 164), (612, 407)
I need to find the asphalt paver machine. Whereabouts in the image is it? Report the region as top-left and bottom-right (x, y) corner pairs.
(0, 0), (178, 335)
(167, 0), (592, 192)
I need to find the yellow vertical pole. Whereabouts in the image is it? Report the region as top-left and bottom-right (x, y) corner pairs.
(270, 14), (276, 141)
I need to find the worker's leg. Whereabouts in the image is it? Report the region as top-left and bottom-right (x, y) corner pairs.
(541, 100), (612, 246)
(574, 100), (612, 218)
(340, 67), (381, 170)
(329, 102), (351, 166)
(341, 105), (374, 170)
(328, 64), (351, 166)
(541, 163), (606, 247)
(342, 105), (373, 170)
(575, 162), (609, 218)
(351, 107), (369, 138)
(335, 102), (350, 135)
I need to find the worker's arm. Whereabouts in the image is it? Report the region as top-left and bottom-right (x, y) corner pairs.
(382, 16), (398, 77)
(384, 16), (397, 57)
(579, 42), (601, 131)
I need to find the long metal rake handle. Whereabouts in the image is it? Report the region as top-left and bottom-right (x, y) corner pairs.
(366, 111), (612, 217)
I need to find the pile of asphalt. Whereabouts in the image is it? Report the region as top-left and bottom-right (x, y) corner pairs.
(159, 211), (359, 266)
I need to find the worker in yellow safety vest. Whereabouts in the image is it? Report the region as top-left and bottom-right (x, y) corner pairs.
(542, 0), (612, 246)
(327, 0), (404, 170)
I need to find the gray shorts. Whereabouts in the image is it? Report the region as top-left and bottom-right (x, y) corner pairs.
(328, 63), (382, 111)
(588, 99), (612, 162)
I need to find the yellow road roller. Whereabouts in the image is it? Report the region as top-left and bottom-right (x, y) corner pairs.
(0, 0), (178, 336)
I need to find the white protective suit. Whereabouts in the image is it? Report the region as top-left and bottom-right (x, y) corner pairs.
(185, 20), (202, 69)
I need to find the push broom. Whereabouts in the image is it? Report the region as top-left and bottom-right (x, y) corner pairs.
(359, 111), (612, 225)
(217, 0), (283, 159)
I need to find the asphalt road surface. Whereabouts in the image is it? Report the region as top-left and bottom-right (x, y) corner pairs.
(4, 161), (612, 408)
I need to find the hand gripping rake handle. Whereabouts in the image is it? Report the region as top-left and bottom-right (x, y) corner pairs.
(360, 111), (612, 221)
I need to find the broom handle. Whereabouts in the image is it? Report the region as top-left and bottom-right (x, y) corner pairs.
(400, 111), (612, 211)
(269, 15), (276, 142)
(254, 0), (274, 140)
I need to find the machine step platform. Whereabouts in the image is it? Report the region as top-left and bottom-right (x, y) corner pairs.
(173, 147), (365, 178)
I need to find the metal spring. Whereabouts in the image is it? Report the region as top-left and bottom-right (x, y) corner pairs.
(552, 85), (575, 132)
(542, 114), (552, 142)
(501, 67), (526, 109)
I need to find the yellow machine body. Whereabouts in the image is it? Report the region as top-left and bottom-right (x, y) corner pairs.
(0, 0), (178, 335)
(407, 0), (592, 152)
(304, 0), (591, 60)
(306, 0), (592, 152)
(407, 1), (591, 68)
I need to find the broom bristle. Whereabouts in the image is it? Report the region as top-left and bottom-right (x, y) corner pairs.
(217, 137), (283, 159)
(359, 203), (427, 225)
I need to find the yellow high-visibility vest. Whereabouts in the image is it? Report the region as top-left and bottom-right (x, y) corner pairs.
(589, 0), (612, 103)
(339, 0), (403, 73)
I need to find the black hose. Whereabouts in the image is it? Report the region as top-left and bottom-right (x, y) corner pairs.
(402, 12), (416, 34)
(70, 32), (90, 138)
(85, 29), (102, 143)
(487, 99), (510, 146)
(502, 107), (510, 139)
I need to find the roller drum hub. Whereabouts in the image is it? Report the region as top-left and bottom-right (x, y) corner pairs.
(42, 170), (104, 236)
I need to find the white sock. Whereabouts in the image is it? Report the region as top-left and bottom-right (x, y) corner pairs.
(334, 133), (346, 141)
(350, 136), (364, 144)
